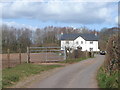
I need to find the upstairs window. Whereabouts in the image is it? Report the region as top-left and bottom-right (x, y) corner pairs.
(81, 41), (83, 44)
(90, 41), (93, 44)
(66, 41), (69, 44)
(76, 41), (79, 44)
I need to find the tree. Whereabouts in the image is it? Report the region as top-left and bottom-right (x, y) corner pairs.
(34, 28), (44, 46)
(99, 27), (118, 50)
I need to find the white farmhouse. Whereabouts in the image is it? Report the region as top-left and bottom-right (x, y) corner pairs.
(61, 33), (100, 52)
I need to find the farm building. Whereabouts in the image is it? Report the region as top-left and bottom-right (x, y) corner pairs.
(61, 33), (100, 52)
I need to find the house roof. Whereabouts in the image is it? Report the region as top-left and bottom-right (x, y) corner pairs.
(61, 33), (99, 41)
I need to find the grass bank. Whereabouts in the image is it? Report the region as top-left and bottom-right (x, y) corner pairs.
(2, 63), (62, 88)
(97, 67), (119, 88)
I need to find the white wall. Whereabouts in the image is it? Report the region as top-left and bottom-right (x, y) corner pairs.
(85, 41), (100, 51)
(74, 37), (86, 51)
(61, 36), (100, 51)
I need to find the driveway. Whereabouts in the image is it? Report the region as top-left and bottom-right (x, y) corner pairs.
(21, 55), (105, 88)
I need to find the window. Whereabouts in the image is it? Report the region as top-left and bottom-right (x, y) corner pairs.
(66, 41), (69, 44)
(90, 41), (93, 44)
(76, 41), (79, 44)
(81, 41), (83, 44)
(90, 48), (93, 51)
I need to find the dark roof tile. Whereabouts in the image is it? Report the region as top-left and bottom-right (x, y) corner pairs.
(61, 33), (98, 41)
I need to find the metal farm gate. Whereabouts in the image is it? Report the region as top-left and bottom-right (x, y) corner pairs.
(27, 47), (66, 63)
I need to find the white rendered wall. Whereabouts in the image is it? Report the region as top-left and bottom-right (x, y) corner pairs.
(85, 41), (100, 51)
(73, 37), (86, 51)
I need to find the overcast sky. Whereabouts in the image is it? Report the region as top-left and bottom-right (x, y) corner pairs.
(0, 0), (119, 30)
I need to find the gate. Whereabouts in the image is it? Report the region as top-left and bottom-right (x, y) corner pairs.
(27, 47), (66, 63)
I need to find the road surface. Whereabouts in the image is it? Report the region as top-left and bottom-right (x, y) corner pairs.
(21, 55), (105, 88)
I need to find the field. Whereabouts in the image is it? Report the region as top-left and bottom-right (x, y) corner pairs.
(2, 52), (64, 69)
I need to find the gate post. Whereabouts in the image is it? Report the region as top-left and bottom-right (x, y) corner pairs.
(27, 47), (30, 63)
(85, 50), (88, 58)
(64, 47), (67, 61)
(7, 49), (10, 68)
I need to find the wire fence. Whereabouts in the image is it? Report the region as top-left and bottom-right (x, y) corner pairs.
(2, 47), (67, 68)
(2, 49), (27, 69)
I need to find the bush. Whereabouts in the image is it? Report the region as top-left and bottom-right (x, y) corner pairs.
(105, 34), (119, 73)
(97, 32), (120, 88)
(67, 49), (90, 59)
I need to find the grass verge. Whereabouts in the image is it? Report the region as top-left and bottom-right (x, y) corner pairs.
(97, 66), (119, 88)
(60, 57), (89, 64)
(2, 63), (62, 88)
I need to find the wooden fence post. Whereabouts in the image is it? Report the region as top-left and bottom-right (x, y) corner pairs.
(19, 48), (21, 64)
(27, 47), (30, 63)
(7, 49), (10, 68)
(46, 48), (47, 63)
(92, 52), (94, 57)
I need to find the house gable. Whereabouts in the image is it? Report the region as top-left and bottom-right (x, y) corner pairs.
(74, 36), (86, 44)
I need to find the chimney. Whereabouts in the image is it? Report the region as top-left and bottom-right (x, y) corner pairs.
(61, 32), (63, 35)
(95, 32), (97, 36)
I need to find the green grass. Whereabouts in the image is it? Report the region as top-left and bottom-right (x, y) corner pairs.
(97, 67), (119, 88)
(60, 57), (88, 64)
(0, 71), (2, 90)
(2, 63), (62, 88)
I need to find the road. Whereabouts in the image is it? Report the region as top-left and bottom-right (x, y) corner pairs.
(23, 55), (105, 88)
